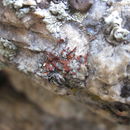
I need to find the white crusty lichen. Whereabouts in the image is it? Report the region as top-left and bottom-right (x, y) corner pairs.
(88, 44), (130, 103)
(2, 0), (36, 8)
(2, 0), (36, 18)
(3, 0), (87, 38)
(112, 27), (129, 42)
(16, 8), (30, 18)
(105, 11), (122, 26)
(104, 11), (130, 45)
(0, 38), (17, 60)
(2, 0), (15, 7)
(41, 1), (72, 38)
(90, 46), (130, 85)
(40, 1), (87, 38)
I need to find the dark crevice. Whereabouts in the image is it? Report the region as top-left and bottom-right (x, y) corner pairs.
(0, 70), (44, 114)
(120, 78), (130, 98)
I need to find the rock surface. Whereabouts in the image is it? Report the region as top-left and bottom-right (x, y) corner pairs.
(1, 0), (130, 127)
(0, 71), (128, 130)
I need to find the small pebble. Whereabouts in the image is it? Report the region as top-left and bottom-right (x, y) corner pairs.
(69, 0), (93, 12)
(37, 0), (50, 9)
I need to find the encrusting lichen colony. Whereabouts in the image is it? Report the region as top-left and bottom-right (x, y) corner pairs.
(2, 0), (130, 105)
(0, 37), (17, 60)
(104, 11), (130, 45)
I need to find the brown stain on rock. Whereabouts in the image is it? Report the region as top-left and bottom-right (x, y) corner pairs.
(69, 0), (93, 12)
(37, 0), (50, 9)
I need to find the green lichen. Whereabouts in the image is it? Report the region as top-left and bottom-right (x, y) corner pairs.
(0, 38), (17, 60)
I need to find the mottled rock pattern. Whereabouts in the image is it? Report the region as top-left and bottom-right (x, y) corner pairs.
(1, 0), (130, 126)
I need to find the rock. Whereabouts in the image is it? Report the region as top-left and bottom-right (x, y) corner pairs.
(1, 0), (130, 127)
(69, 0), (93, 12)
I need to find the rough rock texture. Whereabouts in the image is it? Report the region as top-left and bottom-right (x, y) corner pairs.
(1, 0), (130, 128)
(0, 71), (128, 130)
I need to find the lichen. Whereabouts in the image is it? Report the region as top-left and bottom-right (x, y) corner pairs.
(2, 0), (36, 18)
(2, 0), (36, 8)
(2, 0), (15, 7)
(16, 8), (30, 18)
(41, 1), (87, 38)
(33, 22), (89, 88)
(104, 11), (130, 45)
(2, 0), (87, 38)
(40, 45), (88, 88)
(0, 38), (17, 60)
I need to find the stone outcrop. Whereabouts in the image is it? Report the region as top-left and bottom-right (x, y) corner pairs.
(1, 0), (130, 128)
